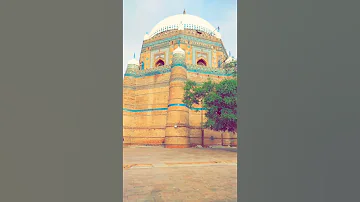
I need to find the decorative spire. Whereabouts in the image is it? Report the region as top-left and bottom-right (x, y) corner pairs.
(133, 53), (135, 59)
(173, 40), (185, 55)
(217, 26), (220, 32)
(183, 9), (186, 14)
(173, 46), (185, 55)
(229, 51), (231, 57)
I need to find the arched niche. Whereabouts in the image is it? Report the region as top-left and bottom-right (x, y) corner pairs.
(196, 58), (207, 66)
(155, 59), (165, 67)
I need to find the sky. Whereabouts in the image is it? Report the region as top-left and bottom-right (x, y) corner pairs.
(123, 0), (237, 76)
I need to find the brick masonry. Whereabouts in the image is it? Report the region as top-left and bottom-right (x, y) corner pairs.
(123, 30), (237, 148)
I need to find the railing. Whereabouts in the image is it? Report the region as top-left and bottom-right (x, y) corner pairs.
(145, 29), (221, 44)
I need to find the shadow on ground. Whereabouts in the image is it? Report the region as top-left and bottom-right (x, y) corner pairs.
(205, 147), (237, 152)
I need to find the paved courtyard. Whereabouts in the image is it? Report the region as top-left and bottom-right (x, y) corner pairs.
(123, 146), (237, 202)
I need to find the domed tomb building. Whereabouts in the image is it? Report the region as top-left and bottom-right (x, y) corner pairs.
(123, 11), (237, 148)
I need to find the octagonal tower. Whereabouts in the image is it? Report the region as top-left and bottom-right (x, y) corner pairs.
(123, 11), (237, 148)
(139, 12), (228, 70)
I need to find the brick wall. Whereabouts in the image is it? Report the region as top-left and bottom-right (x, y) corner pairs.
(123, 71), (237, 147)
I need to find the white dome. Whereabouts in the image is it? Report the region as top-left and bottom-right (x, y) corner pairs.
(225, 56), (236, 64)
(127, 58), (139, 65)
(148, 14), (221, 39)
(143, 33), (150, 40)
(215, 32), (221, 38)
(173, 47), (185, 55)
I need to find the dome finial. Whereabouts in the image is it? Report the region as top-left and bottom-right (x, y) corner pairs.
(133, 53), (135, 59)
(183, 9), (186, 14)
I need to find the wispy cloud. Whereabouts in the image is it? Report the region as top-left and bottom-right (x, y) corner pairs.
(123, 0), (237, 76)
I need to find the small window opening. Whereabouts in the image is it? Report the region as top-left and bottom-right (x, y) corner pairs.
(197, 59), (207, 66)
(155, 59), (165, 67)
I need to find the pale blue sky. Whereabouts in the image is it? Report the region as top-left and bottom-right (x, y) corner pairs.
(123, 0), (237, 76)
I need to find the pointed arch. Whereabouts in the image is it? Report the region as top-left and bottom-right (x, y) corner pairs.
(196, 58), (207, 66)
(155, 59), (165, 67)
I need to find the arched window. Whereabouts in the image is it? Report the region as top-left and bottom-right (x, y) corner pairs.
(197, 59), (207, 66)
(155, 59), (165, 67)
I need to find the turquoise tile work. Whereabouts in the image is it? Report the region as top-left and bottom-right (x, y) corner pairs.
(124, 64), (234, 78)
(123, 108), (168, 112)
(192, 46), (212, 65)
(187, 65), (234, 76)
(124, 65), (171, 78)
(142, 34), (225, 51)
(168, 103), (187, 107)
(150, 47), (169, 68)
(123, 104), (206, 113)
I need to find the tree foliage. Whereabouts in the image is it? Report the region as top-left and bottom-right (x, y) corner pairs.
(223, 59), (237, 77)
(183, 77), (237, 132)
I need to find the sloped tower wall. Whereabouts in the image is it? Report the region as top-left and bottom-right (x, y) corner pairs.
(164, 47), (190, 148)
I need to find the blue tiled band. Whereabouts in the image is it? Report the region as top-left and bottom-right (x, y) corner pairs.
(171, 63), (187, 69)
(142, 34), (224, 50)
(168, 103), (187, 107)
(125, 69), (171, 78)
(123, 108), (168, 112)
(186, 69), (232, 76)
(124, 104), (206, 113)
(168, 103), (206, 110)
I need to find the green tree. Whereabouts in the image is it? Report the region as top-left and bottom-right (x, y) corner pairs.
(183, 73), (237, 132)
(223, 59), (237, 77)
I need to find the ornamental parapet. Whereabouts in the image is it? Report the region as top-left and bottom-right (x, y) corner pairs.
(143, 30), (220, 44)
(187, 64), (233, 76)
(141, 34), (224, 51)
(125, 64), (234, 77)
(125, 65), (171, 77)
